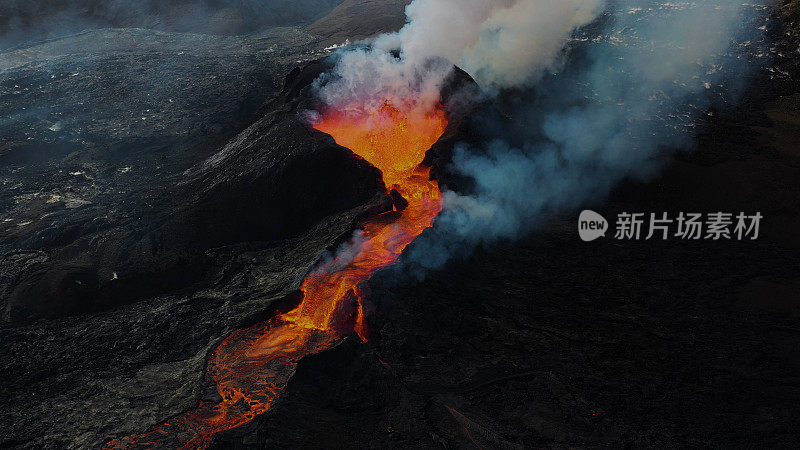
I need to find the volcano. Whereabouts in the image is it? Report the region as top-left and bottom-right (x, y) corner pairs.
(102, 58), (470, 449)
(3, 2), (800, 449)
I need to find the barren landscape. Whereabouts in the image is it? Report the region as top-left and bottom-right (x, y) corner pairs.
(2, 1), (799, 448)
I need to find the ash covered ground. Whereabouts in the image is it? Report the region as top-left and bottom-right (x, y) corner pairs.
(2, 1), (800, 448)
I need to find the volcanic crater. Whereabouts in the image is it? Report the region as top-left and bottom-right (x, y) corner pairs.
(1, 1), (800, 449)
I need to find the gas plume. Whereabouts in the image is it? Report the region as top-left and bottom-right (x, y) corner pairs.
(315, 0), (604, 117)
(317, 0), (768, 273)
(412, 0), (767, 271)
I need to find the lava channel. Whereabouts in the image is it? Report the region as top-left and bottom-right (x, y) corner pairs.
(105, 101), (447, 449)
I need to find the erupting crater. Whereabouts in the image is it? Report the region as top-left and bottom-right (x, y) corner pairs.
(105, 100), (447, 449)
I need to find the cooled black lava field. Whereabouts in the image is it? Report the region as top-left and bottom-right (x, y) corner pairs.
(2, 1), (800, 449)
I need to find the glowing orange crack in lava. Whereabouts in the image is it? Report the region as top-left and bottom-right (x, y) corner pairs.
(105, 101), (447, 449)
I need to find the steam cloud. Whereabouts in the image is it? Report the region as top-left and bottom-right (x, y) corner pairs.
(315, 0), (603, 117)
(316, 0), (768, 273)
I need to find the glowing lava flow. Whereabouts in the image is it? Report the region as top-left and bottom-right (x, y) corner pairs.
(105, 101), (447, 449)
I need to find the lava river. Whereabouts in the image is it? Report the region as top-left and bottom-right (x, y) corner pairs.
(105, 101), (447, 449)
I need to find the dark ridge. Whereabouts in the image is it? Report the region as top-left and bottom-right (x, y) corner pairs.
(0, 0), (345, 49)
(2, 57), (387, 323)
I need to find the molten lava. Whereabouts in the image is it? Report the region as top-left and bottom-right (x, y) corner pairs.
(105, 101), (447, 449)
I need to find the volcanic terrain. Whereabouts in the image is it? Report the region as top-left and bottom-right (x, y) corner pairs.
(1, 1), (799, 449)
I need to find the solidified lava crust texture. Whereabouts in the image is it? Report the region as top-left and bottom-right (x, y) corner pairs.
(104, 100), (448, 449)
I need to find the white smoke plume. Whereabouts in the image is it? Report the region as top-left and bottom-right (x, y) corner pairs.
(381, 0), (604, 87)
(315, 0), (605, 117)
(314, 0), (769, 273)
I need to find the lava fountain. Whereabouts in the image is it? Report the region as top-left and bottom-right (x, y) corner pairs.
(105, 101), (447, 449)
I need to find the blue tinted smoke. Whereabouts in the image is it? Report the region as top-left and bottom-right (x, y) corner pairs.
(405, 1), (770, 273)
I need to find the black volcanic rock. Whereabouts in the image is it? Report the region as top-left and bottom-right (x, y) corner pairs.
(0, 0), (344, 49)
(307, 0), (412, 44)
(389, 188), (409, 211)
(3, 3), (800, 449)
(423, 65), (490, 194)
(6, 262), (99, 322)
(0, 32), (391, 322)
(0, 54), (390, 447)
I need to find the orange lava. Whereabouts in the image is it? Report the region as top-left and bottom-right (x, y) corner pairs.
(105, 101), (447, 449)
